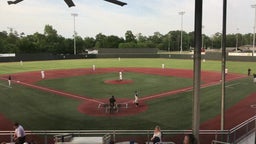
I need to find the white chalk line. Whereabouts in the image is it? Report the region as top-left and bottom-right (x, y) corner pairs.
(13, 80), (104, 104)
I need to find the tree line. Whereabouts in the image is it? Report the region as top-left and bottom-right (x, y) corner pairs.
(0, 24), (254, 54)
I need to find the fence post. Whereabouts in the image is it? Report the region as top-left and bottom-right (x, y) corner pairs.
(113, 130), (116, 142)
(226, 131), (230, 143)
(233, 131), (236, 143)
(10, 132), (13, 142)
(44, 133), (47, 144)
(214, 131), (217, 141)
(147, 130), (150, 144)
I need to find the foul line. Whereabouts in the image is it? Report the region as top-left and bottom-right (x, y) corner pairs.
(0, 83), (11, 89)
(0, 75), (247, 105)
(1, 78), (104, 104)
(226, 83), (240, 88)
(139, 75), (247, 102)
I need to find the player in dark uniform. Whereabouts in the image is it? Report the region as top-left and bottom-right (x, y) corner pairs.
(109, 96), (116, 113)
(248, 68), (252, 76)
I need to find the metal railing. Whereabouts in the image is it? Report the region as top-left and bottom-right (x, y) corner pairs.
(0, 115), (255, 144)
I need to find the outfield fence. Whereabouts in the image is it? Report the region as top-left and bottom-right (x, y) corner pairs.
(0, 115), (255, 144)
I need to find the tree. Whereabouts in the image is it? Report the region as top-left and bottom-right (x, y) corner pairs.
(125, 30), (136, 42)
(104, 35), (124, 48)
(44, 25), (57, 37)
(95, 33), (106, 48)
(84, 37), (95, 49)
(136, 33), (147, 42)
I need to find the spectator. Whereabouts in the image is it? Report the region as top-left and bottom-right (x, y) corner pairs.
(183, 134), (196, 144)
(13, 122), (26, 144)
(151, 125), (161, 144)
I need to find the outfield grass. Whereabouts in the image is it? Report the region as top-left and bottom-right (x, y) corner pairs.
(0, 77), (255, 130)
(36, 72), (193, 99)
(0, 58), (255, 75)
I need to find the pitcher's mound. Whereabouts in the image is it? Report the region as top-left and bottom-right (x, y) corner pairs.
(104, 79), (133, 84)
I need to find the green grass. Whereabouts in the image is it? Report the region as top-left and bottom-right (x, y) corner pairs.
(0, 58), (256, 131)
(36, 72), (193, 98)
(0, 77), (255, 130)
(0, 58), (255, 75)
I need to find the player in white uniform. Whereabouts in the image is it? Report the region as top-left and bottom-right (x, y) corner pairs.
(133, 91), (139, 107)
(41, 70), (45, 79)
(119, 71), (123, 81)
(92, 65), (96, 71)
(8, 75), (12, 87)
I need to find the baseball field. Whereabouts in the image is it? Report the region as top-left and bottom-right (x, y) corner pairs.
(0, 58), (255, 133)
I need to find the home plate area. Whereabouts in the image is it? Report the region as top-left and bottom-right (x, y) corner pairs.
(98, 103), (129, 113)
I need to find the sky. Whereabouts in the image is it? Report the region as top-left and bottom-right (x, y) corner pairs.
(0, 0), (255, 38)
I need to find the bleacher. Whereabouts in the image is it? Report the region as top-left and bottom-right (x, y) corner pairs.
(1, 115), (256, 144)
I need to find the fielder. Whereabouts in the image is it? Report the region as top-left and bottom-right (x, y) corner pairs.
(92, 65), (96, 71)
(162, 64), (165, 69)
(8, 75), (12, 87)
(119, 71), (123, 81)
(41, 70), (45, 79)
(253, 73), (256, 83)
(20, 60), (23, 66)
(133, 91), (139, 107)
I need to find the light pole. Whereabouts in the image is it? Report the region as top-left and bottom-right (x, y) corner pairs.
(168, 33), (171, 52)
(71, 13), (78, 55)
(236, 28), (239, 52)
(179, 11), (185, 53)
(202, 25), (204, 49)
(252, 4), (256, 56)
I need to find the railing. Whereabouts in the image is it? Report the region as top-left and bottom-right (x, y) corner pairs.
(211, 140), (230, 144)
(0, 115), (255, 144)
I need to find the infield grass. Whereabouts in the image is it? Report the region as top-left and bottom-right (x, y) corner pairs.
(36, 72), (193, 99)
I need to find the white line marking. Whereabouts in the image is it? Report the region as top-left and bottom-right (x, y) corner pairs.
(226, 83), (240, 88)
(0, 82), (11, 88)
